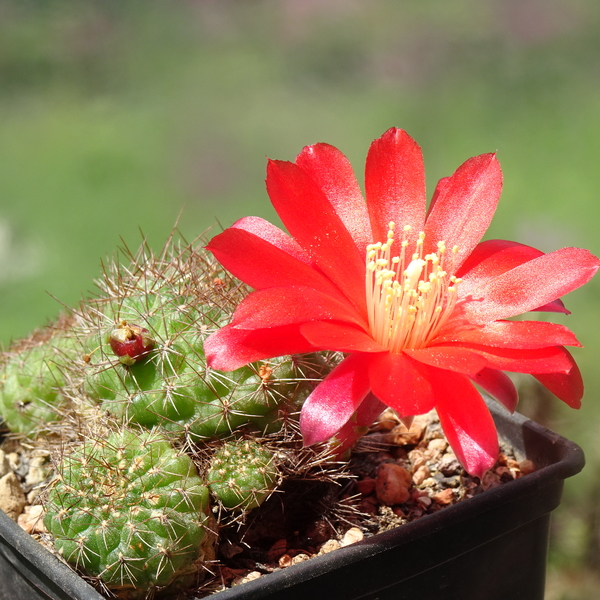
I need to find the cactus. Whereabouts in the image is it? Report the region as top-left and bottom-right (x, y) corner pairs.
(0, 325), (79, 435)
(78, 240), (332, 441)
(0, 234), (346, 598)
(44, 429), (214, 597)
(207, 439), (279, 511)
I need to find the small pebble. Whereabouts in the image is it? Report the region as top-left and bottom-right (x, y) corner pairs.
(408, 449), (426, 471)
(438, 453), (461, 476)
(428, 438), (448, 453)
(26, 455), (50, 487)
(291, 553), (310, 565)
(441, 476), (460, 489)
(340, 527), (364, 547)
(432, 488), (455, 505)
(519, 459), (536, 475)
(0, 451), (10, 478)
(417, 495), (432, 508)
(505, 458), (520, 470)
(6, 453), (20, 472)
(389, 421), (425, 446)
(412, 465), (430, 486)
(481, 471), (501, 490)
(0, 472), (26, 520)
(373, 409), (400, 431)
(234, 571), (262, 585)
(318, 539), (341, 555)
(278, 554), (293, 568)
(27, 489), (41, 504)
(376, 464), (411, 505)
(421, 477), (438, 488)
(18, 505), (46, 534)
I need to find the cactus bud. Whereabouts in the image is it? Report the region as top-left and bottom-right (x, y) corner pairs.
(108, 321), (155, 365)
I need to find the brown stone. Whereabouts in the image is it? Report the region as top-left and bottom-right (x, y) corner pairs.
(0, 473), (26, 520)
(18, 505), (46, 534)
(376, 463), (411, 505)
(356, 477), (376, 495)
(432, 488), (455, 505)
(519, 459), (536, 476)
(278, 554), (293, 568)
(318, 539), (341, 555)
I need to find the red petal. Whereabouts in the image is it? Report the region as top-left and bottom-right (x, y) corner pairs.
(355, 392), (387, 426)
(427, 176), (451, 216)
(300, 321), (385, 353)
(267, 159), (367, 313)
(534, 349), (583, 409)
(434, 320), (581, 349)
(455, 344), (574, 374)
(461, 247), (600, 323)
(365, 128), (426, 246)
(458, 239), (543, 280)
(296, 143), (372, 253)
(207, 221), (344, 298)
(424, 154), (503, 273)
(300, 354), (371, 446)
(532, 299), (570, 315)
(367, 352), (436, 417)
(205, 324), (315, 371)
(458, 240), (575, 314)
(229, 215), (312, 263)
(230, 286), (366, 330)
(433, 371), (499, 479)
(332, 393), (386, 456)
(470, 368), (519, 413)
(405, 345), (488, 376)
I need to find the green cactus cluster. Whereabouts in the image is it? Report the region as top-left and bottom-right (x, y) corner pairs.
(0, 235), (343, 598)
(44, 429), (214, 597)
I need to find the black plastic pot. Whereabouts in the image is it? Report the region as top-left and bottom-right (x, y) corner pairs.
(0, 403), (584, 600)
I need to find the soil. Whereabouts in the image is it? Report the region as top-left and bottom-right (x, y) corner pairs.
(192, 409), (534, 596)
(0, 408), (534, 599)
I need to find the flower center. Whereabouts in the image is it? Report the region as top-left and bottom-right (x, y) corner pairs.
(365, 223), (461, 352)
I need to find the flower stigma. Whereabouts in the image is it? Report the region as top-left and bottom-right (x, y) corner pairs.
(366, 222), (460, 352)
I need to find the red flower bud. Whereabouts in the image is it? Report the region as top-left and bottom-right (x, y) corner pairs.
(109, 321), (155, 365)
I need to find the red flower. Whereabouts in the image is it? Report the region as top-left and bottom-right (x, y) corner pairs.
(205, 128), (600, 478)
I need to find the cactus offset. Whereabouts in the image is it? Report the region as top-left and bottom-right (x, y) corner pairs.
(0, 325), (79, 435)
(44, 429), (214, 597)
(207, 439), (279, 511)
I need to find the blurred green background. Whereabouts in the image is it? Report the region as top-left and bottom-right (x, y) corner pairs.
(0, 1), (599, 596)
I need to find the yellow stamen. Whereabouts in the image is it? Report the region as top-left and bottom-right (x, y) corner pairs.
(365, 222), (460, 352)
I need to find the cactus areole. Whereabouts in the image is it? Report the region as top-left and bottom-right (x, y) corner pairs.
(109, 321), (155, 365)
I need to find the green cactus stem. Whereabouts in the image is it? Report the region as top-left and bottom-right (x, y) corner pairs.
(206, 439), (279, 511)
(44, 429), (214, 597)
(0, 327), (78, 435)
(78, 239), (333, 440)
